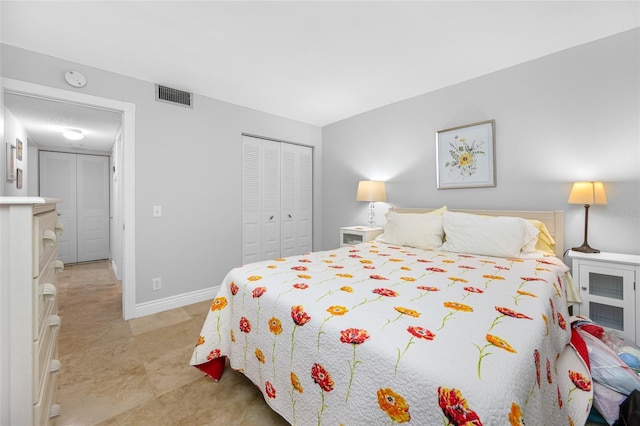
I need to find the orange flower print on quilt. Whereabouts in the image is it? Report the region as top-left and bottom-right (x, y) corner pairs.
(210, 297), (227, 311)
(290, 371), (304, 393)
(268, 317), (282, 335)
(377, 387), (411, 423)
(509, 402), (524, 426)
(377, 388), (411, 423)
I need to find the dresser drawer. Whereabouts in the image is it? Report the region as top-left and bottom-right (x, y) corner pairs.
(33, 314), (60, 405)
(33, 353), (61, 426)
(32, 210), (59, 278)
(34, 258), (58, 341)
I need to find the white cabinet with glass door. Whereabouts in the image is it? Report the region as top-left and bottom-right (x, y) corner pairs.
(569, 251), (640, 344)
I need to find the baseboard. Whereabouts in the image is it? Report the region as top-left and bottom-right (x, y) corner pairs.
(134, 286), (220, 319)
(110, 259), (120, 281)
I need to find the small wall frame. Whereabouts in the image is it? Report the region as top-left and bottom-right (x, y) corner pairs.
(6, 143), (16, 182)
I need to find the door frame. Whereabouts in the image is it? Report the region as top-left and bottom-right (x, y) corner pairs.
(1, 78), (137, 320)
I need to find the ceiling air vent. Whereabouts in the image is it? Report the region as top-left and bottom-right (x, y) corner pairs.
(155, 84), (193, 108)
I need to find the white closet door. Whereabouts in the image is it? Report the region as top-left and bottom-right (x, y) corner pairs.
(280, 143), (298, 257)
(242, 136), (312, 263)
(296, 145), (313, 254)
(77, 154), (110, 262)
(261, 140), (281, 260)
(242, 137), (262, 264)
(39, 151), (78, 264)
(40, 152), (110, 264)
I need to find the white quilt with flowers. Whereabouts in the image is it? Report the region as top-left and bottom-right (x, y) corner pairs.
(191, 242), (592, 425)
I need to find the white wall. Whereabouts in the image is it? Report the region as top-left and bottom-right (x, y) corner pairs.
(1, 44), (323, 306)
(26, 143), (38, 196)
(322, 29), (640, 256)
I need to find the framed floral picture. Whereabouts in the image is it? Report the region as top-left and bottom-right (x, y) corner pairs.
(436, 119), (496, 189)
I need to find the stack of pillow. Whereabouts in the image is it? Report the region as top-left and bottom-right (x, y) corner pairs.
(376, 206), (556, 258)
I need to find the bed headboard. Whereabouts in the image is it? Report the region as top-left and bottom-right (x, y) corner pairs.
(388, 207), (564, 258)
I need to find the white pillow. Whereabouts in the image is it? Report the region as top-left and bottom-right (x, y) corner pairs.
(377, 209), (445, 249)
(441, 211), (539, 258)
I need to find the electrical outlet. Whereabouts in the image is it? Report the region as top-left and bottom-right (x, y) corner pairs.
(153, 205), (162, 217)
(152, 277), (162, 291)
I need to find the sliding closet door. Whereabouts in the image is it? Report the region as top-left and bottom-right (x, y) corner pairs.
(40, 151), (78, 264)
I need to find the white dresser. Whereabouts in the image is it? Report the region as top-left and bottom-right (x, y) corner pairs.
(0, 197), (63, 425)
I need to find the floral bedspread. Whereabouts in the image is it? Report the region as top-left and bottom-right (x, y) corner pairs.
(191, 242), (592, 425)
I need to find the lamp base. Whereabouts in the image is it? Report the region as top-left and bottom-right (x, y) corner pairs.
(367, 201), (376, 227)
(571, 244), (600, 254)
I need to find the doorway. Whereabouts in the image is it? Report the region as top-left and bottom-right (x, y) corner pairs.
(40, 151), (111, 264)
(1, 78), (137, 320)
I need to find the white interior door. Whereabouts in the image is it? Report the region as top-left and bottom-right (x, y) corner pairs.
(242, 137), (262, 264)
(261, 140), (281, 261)
(242, 136), (312, 263)
(77, 154), (110, 262)
(280, 143), (298, 257)
(39, 151), (77, 264)
(296, 145), (313, 254)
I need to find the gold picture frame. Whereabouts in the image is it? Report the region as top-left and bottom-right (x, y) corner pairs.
(16, 138), (23, 161)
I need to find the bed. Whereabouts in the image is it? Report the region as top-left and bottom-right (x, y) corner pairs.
(191, 207), (593, 425)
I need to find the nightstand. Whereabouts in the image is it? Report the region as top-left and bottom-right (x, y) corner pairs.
(568, 250), (640, 343)
(339, 226), (384, 247)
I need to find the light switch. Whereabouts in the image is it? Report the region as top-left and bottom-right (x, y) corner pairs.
(153, 205), (162, 217)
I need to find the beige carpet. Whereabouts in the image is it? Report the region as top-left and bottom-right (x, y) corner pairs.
(55, 260), (289, 425)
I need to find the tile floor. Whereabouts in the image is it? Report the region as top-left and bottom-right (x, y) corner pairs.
(55, 260), (289, 425)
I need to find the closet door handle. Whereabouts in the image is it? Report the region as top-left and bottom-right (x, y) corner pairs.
(288, 214), (292, 219)
(270, 215), (274, 220)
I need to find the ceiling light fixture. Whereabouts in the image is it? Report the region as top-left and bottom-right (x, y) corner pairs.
(63, 128), (84, 141)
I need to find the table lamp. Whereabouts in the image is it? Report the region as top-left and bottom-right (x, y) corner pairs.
(568, 181), (607, 253)
(356, 180), (387, 227)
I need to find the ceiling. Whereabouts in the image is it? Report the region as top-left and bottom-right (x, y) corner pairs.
(1, 1), (639, 151)
(4, 93), (122, 153)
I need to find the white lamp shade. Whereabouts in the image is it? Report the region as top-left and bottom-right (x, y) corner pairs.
(568, 181), (607, 205)
(356, 181), (387, 202)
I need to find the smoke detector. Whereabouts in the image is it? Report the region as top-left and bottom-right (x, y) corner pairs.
(64, 70), (87, 88)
